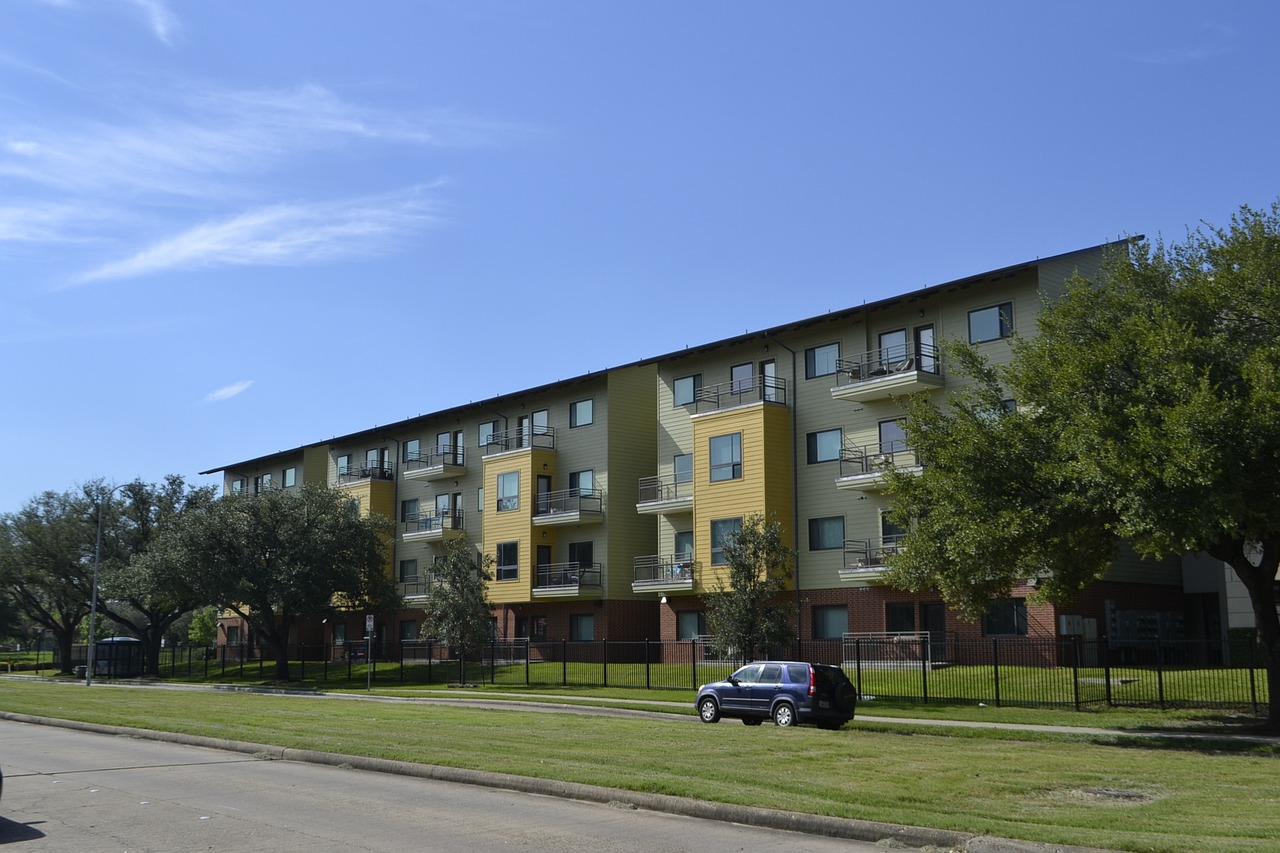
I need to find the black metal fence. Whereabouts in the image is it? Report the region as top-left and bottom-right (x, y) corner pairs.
(139, 634), (1274, 713)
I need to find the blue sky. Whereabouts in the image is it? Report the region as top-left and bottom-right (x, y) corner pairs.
(2, 1), (1278, 510)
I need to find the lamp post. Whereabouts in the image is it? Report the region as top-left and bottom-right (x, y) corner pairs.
(86, 483), (127, 687)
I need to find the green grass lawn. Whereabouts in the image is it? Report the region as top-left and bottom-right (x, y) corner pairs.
(2, 679), (1277, 852)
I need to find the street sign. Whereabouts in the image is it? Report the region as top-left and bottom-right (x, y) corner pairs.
(365, 614), (374, 636)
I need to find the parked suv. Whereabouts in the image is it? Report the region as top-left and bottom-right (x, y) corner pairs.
(696, 661), (857, 728)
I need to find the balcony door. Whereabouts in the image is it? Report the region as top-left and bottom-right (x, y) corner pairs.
(537, 474), (552, 514)
(761, 359), (777, 401)
(730, 362), (753, 395)
(878, 329), (908, 370)
(914, 324), (936, 372)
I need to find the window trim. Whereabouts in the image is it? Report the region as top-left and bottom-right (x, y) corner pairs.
(569, 398), (594, 428)
(496, 541), (519, 581)
(804, 342), (841, 379)
(983, 598), (1028, 636)
(709, 432), (743, 482)
(968, 302), (1014, 344)
(808, 515), (845, 551)
(710, 516), (742, 566)
(673, 373), (702, 407)
(806, 428), (842, 464)
(497, 471), (519, 512)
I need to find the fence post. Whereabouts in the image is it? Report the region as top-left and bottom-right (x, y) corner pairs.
(992, 638), (1000, 708)
(562, 639), (568, 686)
(1072, 636), (1082, 711)
(691, 639), (697, 691)
(602, 639), (608, 688)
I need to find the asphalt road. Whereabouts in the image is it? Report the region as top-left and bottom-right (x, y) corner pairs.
(0, 718), (893, 852)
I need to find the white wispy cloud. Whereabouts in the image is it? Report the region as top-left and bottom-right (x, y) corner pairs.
(124, 0), (179, 45)
(202, 380), (253, 404)
(70, 189), (439, 284)
(0, 202), (115, 244)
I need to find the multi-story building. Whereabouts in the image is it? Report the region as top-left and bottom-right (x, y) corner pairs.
(203, 240), (1210, 660)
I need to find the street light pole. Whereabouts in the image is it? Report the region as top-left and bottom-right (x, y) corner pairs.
(86, 483), (126, 687)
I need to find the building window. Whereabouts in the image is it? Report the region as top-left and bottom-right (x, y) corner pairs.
(476, 487), (484, 513)
(673, 374), (702, 406)
(497, 472), (519, 511)
(399, 559), (418, 583)
(496, 541), (519, 581)
(674, 530), (693, 560)
(805, 342), (840, 379)
(813, 605), (849, 640)
(530, 616), (547, 641)
(225, 625), (240, 646)
(806, 428), (842, 464)
(570, 614), (595, 641)
(570, 398), (593, 428)
(808, 516), (845, 551)
(886, 602), (915, 633)
(969, 302), (1014, 344)
(478, 421), (497, 448)
(677, 611), (706, 640)
(984, 599), (1028, 636)
(403, 439), (420, 463)
(333, 623), (346, 646)
(336, 454), (352, 476)
(710, 517), (742, 566)
(400, 499), (419, 523)
(674, 453), (692, 484)
(366, 447), (387, 473)
(254, 473), (272, 494)
(879, 418), (908, 454)
(282, 467), (296, 488)
(400, 620), (418, 642)
(569, 469), (594, 495)
(230, 478), (246, 495)
(709, 433), (742, 482)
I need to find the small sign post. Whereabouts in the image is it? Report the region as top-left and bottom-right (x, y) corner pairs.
(365, 614), (375, 692)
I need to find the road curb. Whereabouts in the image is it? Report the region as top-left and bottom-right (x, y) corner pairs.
(0, 710), (1118, 852)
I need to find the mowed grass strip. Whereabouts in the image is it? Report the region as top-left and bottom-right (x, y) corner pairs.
(2, 681), (1278, 853)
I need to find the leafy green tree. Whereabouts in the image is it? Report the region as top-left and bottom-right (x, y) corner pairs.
(703, 513), (795, 662)
(887, 202), (1280, 728)
(187, 606), (219, 647)
(419, 536), (493, 683)
(94, 476), (218, 676)
(144, 483), (400, 681)
(0, 487), (96, 674)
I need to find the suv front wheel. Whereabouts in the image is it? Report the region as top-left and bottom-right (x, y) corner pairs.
(772, 702), (796, 727)
(698, 697), (721, 723)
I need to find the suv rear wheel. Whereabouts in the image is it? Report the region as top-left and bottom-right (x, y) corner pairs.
(772, 702), (796, 727)
(698, 696), (721, 723)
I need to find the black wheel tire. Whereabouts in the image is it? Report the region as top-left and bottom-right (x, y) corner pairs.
(742, 717), (764, 726)
(772, 702), (796, 727)
(698, 697), (721, 723)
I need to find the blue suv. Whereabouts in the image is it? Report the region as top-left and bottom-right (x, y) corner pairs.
(696, 661), (857, 728)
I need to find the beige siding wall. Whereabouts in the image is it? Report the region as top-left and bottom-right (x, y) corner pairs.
(604, 364), (658, 598)
(1104, 541), (1182, 586)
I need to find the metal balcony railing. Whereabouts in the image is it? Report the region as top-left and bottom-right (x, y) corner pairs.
(534, 488), (603, 517)
(838, 440), (920, 478)
(693, 375), (787, 412)
(535, 562), (602, 589)
(337, 464), (394, 484)
(835, 341), (940, 387)
(843, 535), (906, 569)
(484, 425), (556, 453)
(633, 554), (698, 584)
(402, 510), (464, 535)
(399, 577), (435, 597)
(637, 474), (694, 504)
(404, 445), (465, 472)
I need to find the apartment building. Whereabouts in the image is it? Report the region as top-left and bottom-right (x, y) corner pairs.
(203, 240), (1204, 660)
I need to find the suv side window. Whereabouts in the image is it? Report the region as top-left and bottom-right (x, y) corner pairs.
(786, 664), (809, 683)
(759, 664), (783, 683)
(734, 664), (763, 683)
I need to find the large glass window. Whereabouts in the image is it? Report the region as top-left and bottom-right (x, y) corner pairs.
(496, 541), (519, 581)
(983, 599), (1028, 636)
(886, 602), (915, 633)
(674, 530), (693, 560)
(674, 453), (693, 484)
(398, 559), (418, 583)
(677, 611), (707, 640)
(476, 487), (484, 513)
(230, 478), (246, 495)
(400, 620), (418, 642)
(813, 605), (848, 640)
(570, 614), (595, 641)
(497, 472), (519, 511)
(570, 399), (593, 428)
(336, 454), (351, 476)
(969, 302), (1014, 344)
(709, 433), (742, 482)
(805, 342), (840, 379)
(879, 418), (908, 454)
(710, 517), (742, 566)
(808, 516), (845, 551)
(400, 498), (419, 523)
(730, 362), (754, 394)
(403, 439), (420, 462)
(806, 428), (842, 464)
(282, 467), (297, 488)
(673, 374), (701, 406)
(477, 421), (497, 448)
(569, 469), (594, 495)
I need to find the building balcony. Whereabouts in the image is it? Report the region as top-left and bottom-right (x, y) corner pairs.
(635, 475), (694, 515)
(838, 536), (904, 585)
(532, 488), (604, 526)
(402, 510), (466, 542)
(835, 443), (922, 491)
(693, 375), (788, 413)
(631, 554), (697, 594)
(830, 343), (943, 402)
(399, 577), (434, 600)
(403, 447), (466, 481)
(337, 464), (395, 485)
(533, 562), (603, 598)
(483, 426), (556, 455)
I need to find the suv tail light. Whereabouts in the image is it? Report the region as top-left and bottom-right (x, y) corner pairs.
(808, 666), (816, 697)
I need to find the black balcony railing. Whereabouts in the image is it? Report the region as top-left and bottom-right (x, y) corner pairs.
(399, 577), (434, 597)
(835, 341), (940, 386)
(484, 425), (556, 453)
(693, 375), (787, 412)
(637, 474), (694, 504)
(404, 445), (465, 472)
(402, 510), (464, 535)
(838, 440), (920, 478)
(338, 464), (394, 484)
(535, 562), (602, 589)
(535, 488), (603, 517)
(633, 554), (698, 584)
(843, 535), (906, 569)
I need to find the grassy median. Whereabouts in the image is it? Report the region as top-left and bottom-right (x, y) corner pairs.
(2, 679), (1278, 852)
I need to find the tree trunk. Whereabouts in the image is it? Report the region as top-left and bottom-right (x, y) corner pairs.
(1225, 555), (1280, 731)
(56, 630), (75, 676)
